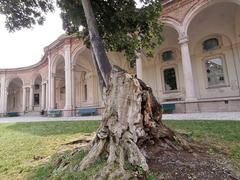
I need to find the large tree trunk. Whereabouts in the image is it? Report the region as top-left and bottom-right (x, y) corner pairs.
(80, 0), (191, 178)
(74, 67), (191, 179)
(82, 0), (112, 88)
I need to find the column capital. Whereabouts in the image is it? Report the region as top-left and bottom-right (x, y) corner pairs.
(41, 81), (47, 86)
(23, 85), (33, 89)
(64, 44), (71, 51)
(178, 35), (189, 45)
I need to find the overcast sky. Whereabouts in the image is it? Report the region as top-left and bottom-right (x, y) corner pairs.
(0, 8), (65, 69)
(0, 1), (143, 69)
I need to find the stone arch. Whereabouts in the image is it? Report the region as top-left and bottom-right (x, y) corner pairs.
(153, 25), (180, 60)
(51, 54), (65, 109)
(51, 54), (65, 74)
(72, 48), (94, 72)
(6, 76), (24, 88)
(183, 0), (240, 35)
(161, 17), (181, 36)
(72, 47), (99, 108)
(72, 46), (87, 64)
(140, 24), (184, 102)
(7, 77), (23, 113)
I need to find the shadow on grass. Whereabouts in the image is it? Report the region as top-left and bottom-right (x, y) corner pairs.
(7, 121), (100, 136)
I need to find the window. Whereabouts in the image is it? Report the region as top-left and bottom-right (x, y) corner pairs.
(84, 84), (87, 101)
(34, 94), (40, 105)
(162, 50), (174, 61)
(163, 68), (177, 91)
(203, 38), (219, 51)
(205, 57), (225, 86)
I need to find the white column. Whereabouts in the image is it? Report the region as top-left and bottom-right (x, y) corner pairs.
(179, 36), (196, 101)
(41, 83), (46, 110)
(71, 65), (76, 109)
(50, 75), (55, 109)
(29, 86), (34, 111)
(136, 54), (143, 79)
(48, 55), (56, 109)
(0, 75), (6, 114)
(22, 87), (27, 112)
(64, 44), (73, 111)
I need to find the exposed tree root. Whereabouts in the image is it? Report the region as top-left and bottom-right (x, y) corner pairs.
(63, 66), (197, 179)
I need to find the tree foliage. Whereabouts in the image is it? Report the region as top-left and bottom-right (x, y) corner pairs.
(0, 0), (54, 31)
(0, 0), (163, 66)
(58, 0), (163, 66)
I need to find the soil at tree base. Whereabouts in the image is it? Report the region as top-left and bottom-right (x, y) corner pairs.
(145, 145), (239, 180)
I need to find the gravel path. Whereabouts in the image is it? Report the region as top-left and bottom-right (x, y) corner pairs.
(0, 112), (240, 123)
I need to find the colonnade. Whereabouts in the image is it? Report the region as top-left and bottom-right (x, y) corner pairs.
(136, 34), (197, 102)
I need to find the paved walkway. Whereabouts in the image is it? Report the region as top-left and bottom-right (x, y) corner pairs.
(0, 115), (102, 123)
(0, 112), (240, 123)
(163, 112), (240, 120)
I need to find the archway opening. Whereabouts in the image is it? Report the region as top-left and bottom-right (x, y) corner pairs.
(7, 78), (23, 112)
(33, 74), (42, 111)
(53, 56), (65, 109)
(143, 25), (183, 102)
(73, 50), (99, 108)
(187, 2), (240, 99)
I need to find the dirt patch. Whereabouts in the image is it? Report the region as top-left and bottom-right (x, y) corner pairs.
(54, 134), (239, 179)
(146, 145), (238, 180)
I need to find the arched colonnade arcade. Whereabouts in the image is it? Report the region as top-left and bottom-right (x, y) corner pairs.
(1, 0), (240, 115)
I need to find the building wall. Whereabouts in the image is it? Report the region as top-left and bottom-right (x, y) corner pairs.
(1, 0), (240, 115)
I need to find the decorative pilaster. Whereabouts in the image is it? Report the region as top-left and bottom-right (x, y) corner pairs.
(179, 36), (197, 101)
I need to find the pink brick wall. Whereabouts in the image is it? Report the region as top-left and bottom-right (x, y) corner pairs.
(161, 0), (207, 23)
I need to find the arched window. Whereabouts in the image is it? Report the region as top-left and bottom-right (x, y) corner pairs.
(163, 67), (178, 91)
(205, 57), (226, 87)
(202, 38), (219, 51)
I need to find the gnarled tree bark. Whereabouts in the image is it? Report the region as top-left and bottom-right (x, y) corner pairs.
(78, 0), (192, 178)
(73, 66), (192, 179)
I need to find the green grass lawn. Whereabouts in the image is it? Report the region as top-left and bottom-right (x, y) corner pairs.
(0, 121), (100, 180)
(0, 120), (239, 179)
